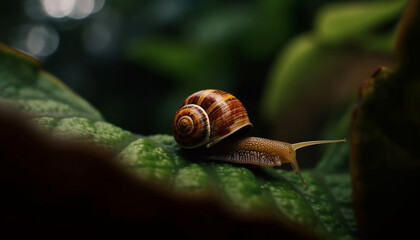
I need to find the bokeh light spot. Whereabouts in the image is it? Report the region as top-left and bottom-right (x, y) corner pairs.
(41, 0), (76, 18)
(69, 0), (95, 19)
(40, 0), (105, 19)
(25, 25), (59, 57)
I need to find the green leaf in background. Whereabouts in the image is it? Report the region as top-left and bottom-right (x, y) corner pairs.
(0, 42), (356, 239)
(315, 0), (407, 45)
(261, 0), (407, 131)
(261, 34), (336, 122)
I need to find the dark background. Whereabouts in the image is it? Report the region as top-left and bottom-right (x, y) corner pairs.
(0, 0), (397, 167)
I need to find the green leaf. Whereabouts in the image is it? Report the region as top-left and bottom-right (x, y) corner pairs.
(34, 116), (132, 150)
(315, 0), (407, 44)
(261, 0), (406, 125)
(0, 44), (102, 120)
(261, 34), (336, 121)
(0, 43), (355, 239)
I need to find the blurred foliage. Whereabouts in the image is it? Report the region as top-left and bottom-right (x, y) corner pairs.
(0, 0), (351, 138)
(261, 0), (406, 143)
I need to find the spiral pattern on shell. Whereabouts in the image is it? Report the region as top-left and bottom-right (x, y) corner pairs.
(173, 104), (210, 148)
(173, 89), (252, 148)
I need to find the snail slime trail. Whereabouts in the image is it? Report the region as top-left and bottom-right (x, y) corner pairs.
(173, 89), (347, 186)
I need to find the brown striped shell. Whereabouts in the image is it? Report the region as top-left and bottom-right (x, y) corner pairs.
(173, 89), (253, 149)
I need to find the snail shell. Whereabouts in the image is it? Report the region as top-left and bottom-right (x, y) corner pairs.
(173, 89), (252, 149)
(173, 89), (347, 186)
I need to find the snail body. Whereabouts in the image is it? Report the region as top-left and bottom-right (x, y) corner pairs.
(173, 89), (346, 186)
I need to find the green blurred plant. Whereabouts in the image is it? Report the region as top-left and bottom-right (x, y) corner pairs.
(261, 0), (407, 141)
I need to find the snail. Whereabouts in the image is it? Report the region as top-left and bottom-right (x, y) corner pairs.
(173, 89), (346, 186)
